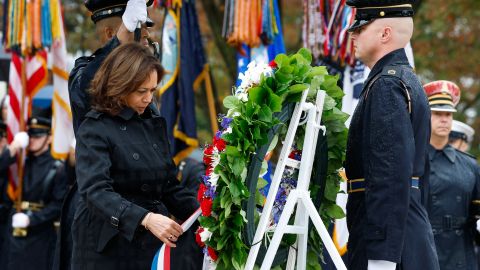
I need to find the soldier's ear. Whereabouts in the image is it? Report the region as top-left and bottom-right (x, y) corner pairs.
(104, 26), (116, 40)
(380, 26), (392, 43)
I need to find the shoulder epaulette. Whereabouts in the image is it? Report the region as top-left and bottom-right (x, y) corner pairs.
(454, 148), (477, 161)
(380, 65), (403, 79)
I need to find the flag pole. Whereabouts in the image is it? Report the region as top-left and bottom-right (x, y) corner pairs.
(204, 65), (218, 134)
(13, 55), (27, 237)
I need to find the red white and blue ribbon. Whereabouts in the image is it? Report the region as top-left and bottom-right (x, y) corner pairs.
(151, 208), (202, 270)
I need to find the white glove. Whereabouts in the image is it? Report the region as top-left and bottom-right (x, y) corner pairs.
(476, 219), (480, 233)
(12, 212), (30, 228)
(368, 260), (397, 270)
(122, 0), (148, 32)
(13, 132), (29, 148)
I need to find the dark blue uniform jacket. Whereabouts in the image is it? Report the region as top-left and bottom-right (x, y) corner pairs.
(427, 145), (480, 270)
(345, 48), (440, 269)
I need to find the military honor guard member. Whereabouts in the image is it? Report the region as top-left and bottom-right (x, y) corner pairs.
(1, 108), (67, 270)
(449, 120), (475, 152)
(344, 1), (440, 269)
(424, 80), (480, 270)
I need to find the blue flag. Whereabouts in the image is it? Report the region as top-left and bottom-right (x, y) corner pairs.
(159, 1), (207, 164)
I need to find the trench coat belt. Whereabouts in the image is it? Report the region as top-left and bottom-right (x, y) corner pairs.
(347, 177), (420, 193)
(14, 201), (44, 212)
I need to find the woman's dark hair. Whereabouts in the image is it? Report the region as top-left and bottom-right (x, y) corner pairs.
(89, 42), (164, 115)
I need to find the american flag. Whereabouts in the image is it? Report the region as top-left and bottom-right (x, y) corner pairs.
(6, 50), (48, 200)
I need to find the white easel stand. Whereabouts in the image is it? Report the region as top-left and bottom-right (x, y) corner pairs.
(245, 90), (347, 270)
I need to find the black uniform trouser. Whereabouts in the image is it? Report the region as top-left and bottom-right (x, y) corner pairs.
(347, 188), (440, 270)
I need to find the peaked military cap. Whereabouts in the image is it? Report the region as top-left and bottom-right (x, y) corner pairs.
(424, 80), (460, 113)
(450, 120), (474, 143)
(27, 107), (52, 137)
(346, 0), (415, 32)
(84, 0), (154, 26)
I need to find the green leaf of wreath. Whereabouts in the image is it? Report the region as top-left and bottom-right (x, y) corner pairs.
(224, 95), (240, 109)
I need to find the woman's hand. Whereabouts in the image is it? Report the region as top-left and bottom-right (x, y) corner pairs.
(142, 213), (183, 247)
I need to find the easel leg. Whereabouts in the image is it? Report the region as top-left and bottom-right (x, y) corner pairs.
(260, 192), (300, 270)
(296, 200), (309, 270)
(301, 195), (347, 270)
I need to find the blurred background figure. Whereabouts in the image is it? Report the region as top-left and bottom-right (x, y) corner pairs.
(1, 107), (67, 270)
(449, 120), (475, 153)
(424, 80), (480, 270)
(0, 119), (12, 257)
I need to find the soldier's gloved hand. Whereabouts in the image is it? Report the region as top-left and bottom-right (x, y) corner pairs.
(12, 212), (30, 228)
(12, 132), (29, 149)
(8, 132), (29, 156)
(476, 219), (480, 233)
(122, 0), (147, 32)
(368, 260), (396, 270)
(142, 212), (183, 248)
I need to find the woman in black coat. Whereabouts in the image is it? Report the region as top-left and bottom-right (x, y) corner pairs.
(72, 43), (199, 269)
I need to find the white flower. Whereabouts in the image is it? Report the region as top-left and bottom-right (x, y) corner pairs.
(237, 60), (273, 90)
(206, 258), (217, 270)
(211, 151), (220, 168)
(209, 172), (219, 187)
(235, 87), (245, 95)
(200, 228), (212, 242)
(237, 92), (248, 102)
(223, 126), (232, 134)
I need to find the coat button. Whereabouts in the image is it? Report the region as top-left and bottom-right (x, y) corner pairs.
(133, 153), (140, 160)
(120, 125), (127, 131)
(153, 144), (158, 149)
(456, 196), (461, 202)
(141, 184), (151, 192)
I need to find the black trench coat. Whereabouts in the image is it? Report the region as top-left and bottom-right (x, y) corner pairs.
(72, 107), (199, 270)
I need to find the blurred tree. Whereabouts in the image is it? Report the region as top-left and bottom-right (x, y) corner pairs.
(413, 0), (480, 156)
(62, 0), (97, 54)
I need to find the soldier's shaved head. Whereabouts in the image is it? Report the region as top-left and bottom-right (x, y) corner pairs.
(376, 17), (413, 47)
(350, 17), (414, 68)
(95, 16), (123, 44)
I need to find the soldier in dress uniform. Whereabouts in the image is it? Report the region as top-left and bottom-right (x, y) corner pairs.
(344, 1), (440, 269)
(424, 80), (480, 270)
(1, 107), (67, 270)
(449, 120), (475, 153)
